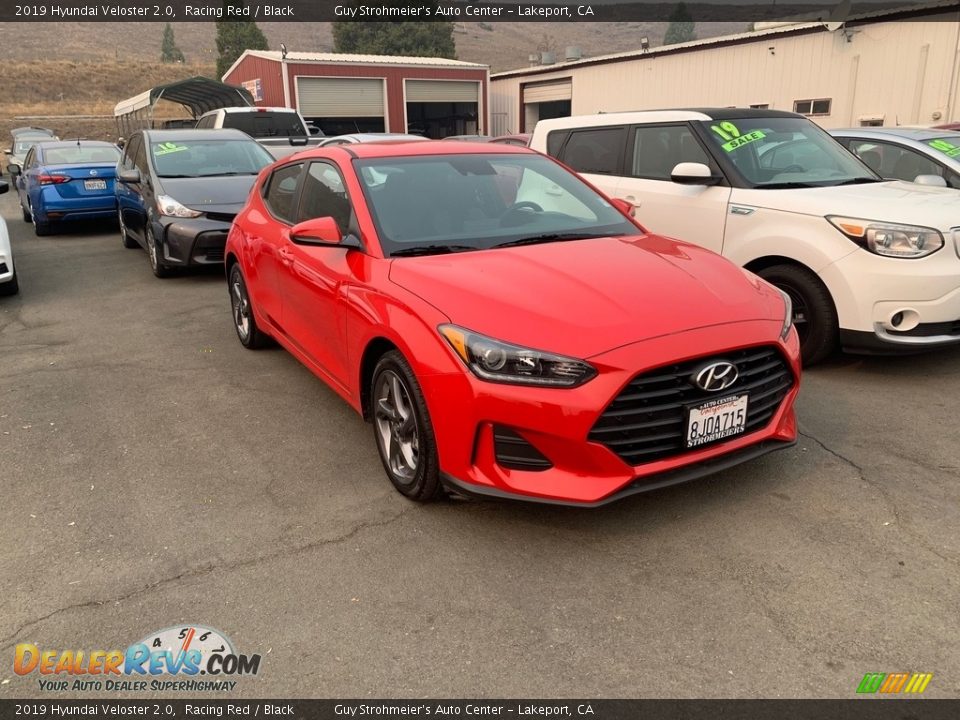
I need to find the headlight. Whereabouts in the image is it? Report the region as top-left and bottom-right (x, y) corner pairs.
(157, 195), (202, 218)
(827, 216), (943, 258)
(439, 325), (596, 387)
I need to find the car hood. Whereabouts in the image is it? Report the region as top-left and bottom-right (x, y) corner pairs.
(388, 235), (784, 359)
(156, 176), (257, 215)
(732, 180), (960, 229)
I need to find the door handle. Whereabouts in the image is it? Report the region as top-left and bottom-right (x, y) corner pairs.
(279, 246), (294, 267)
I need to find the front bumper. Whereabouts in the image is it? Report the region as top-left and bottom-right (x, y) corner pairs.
(422, 320), (800, 506)
(821, 246), (960, 351)
(156, 217), (231, 266)
(0, 252), (13, 285)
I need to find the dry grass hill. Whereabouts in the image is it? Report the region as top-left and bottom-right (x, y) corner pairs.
(0, 21), (747, 147)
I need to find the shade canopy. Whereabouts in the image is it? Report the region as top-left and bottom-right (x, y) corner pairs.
(114, 76), (253, 118)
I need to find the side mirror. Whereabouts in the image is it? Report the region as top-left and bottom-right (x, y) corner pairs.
(670, 162), (722, 186)
(118, 168), (141, 184)
(290, 217), (361, 248)
(7, 163), (21, 176)
(914, 174), (947, 188)
(610, 197), (636, 218)
(0, 179), (8, 195)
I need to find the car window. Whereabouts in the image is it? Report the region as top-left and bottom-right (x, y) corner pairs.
(263, 163), (304, 223)
(849, 139), (946, 183)
(545, 130), (570, 157)
(134, 139), (149, 176)
(556, 127), (626, 175)
(222, 111), (306, 137)
(630, 125), (712, 180)
(120, 135), (141, 172)
(298, 161), (353, 232)
(356, 153), (636, 255)
(148, 138), (273, 178)
(196, 115), (216, 129)
(24, 148), (35, 168)
(41, 145), (120, 165)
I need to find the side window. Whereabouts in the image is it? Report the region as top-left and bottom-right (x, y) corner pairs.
(133, 139), (149, 176)
(849, 140), (943, 182)
(298, 162), (353, 231)
(263, 163), (304, 223)
(23, 148), (35, 168)
(120, 135), (141, 171)
(630, 124), (712, 180)
(557, 127), (626, 175)
(196, 115), (215, 129)
(545, 129), (570, 158)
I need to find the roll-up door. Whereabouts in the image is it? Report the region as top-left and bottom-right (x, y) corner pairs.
(296, 77), (385, 118)
(523, 80), (572, 104)
(405, 80), (479, 104)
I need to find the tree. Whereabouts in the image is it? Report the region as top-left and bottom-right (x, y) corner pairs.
(333, 3), (455, 59)
(663, 3), (697, 45)
(160, 23), (185, 63)
(215, 0), (268, 78)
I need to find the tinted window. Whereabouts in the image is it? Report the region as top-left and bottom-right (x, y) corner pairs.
(221, 112), (306, 137)
(545, 130), (570, 157)
(356, 153), (635, 256)
(558, 127), (625, 175)
(195, 115), (216, 129)
(298, 162), (353, 231)
(133, 138), (149, 175)
(264, 163), (303, 223)
(631, 125), (711, 180)
(849, 139), (948, 184)
(148, 138), (273, 178)
(121, 135), (141, 171)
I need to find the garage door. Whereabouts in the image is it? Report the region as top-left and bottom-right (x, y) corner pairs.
(296, 77), (385, 118)
(523, 80), (572, 104)
(405, 80), (479, 104)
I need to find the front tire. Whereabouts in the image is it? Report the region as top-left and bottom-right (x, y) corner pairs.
(146, 226), (174, 278)
(758, 263), (838, 366)
(21, 203), (31, 223)
(0, 269), (19, 296)
(371, 351), (442, 502)
(228, 264), (269, 349)
(119, 213), (137, 249)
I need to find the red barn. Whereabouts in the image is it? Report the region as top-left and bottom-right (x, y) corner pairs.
(223, 50), (490, 139)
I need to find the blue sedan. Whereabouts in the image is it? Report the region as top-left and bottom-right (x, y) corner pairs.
(9, 141), (121, 236)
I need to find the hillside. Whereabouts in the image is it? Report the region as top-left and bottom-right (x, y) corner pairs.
(0, 21), (747, 146)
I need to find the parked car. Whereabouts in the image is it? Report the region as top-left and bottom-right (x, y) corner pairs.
(830, 127), (960, 188)
(195, 106), (323, 159)
(5, 126), (58, 181)
(442, 134), (491, 142)
(490, 133), (531, 147)
(533, 109), (960, 364)
(224, 141), (800, 505)
(316, 133), (428, 147)
(115, 129), (274, 278)
(0, 179), (18, 295)
(8, 140), (120, 236)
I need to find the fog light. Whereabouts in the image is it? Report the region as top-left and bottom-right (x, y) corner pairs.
(891, 312), (904, 328)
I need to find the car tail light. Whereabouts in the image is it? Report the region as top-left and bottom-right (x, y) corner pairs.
(38, 173), (70, 185)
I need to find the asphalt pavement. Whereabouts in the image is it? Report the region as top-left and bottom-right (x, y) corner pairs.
(1, 189), (958, 699)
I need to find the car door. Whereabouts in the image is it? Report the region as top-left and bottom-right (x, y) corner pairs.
(278, 159), (359, 389)
(253, 162), (306, 330)
(16, 147), (35, 206)
(116, 134), (145, 240)
(616, 123), (731, 254)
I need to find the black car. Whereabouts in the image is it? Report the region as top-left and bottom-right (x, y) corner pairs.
(115, 129), (274, 278)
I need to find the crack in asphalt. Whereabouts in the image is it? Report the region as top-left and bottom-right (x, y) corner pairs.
(0, 506), (413, 651)
(798, 429), (958, 568)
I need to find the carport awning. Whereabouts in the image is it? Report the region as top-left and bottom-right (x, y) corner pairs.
(113, 76), (254, 118)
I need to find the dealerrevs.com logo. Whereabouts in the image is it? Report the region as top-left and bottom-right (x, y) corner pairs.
(14, 625), (261, 693)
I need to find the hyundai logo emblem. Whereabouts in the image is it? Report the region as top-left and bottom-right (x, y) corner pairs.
(692, 361), (739, 392)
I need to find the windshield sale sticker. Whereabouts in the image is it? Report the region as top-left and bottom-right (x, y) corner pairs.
(927, 139), (960, 158)
(711, 122), (766, 153)
(153, 142), (190, 156)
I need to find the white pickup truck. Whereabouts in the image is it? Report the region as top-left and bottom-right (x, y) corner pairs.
(195, 106), (324, 159)
(532, 109), (960, 364)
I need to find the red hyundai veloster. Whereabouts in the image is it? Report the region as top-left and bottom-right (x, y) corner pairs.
(225, 142), (800, 506)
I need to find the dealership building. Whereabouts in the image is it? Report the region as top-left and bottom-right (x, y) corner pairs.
(490, 2), (960, 134)
(222, 50), (490, 138)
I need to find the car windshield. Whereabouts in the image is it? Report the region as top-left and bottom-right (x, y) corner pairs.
(697, 117), (880, 188)
(41, 144), (120, 165)
(150, 139), (274, 178)
(924, 136), (960, 160)
(355, 153), (637, 256)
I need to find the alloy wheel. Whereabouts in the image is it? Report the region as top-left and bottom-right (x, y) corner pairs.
(374, 370), (420, 483)
(231, 278), (251, 341)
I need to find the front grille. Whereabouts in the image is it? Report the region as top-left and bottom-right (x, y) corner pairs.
(589, 346), (794, 466)
(203, 248), (225, 262)
(493, 426), (552, 471)
(206, 212), (237, 224)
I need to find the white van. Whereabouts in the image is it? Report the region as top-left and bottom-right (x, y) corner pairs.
(532, 109), (960, 364)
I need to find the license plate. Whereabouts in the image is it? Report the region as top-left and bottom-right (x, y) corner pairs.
(84, 179), (107, 190)
(686, 394), (748, 448)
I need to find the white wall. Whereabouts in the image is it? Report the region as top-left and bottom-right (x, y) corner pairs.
(491, 15), (960, 135)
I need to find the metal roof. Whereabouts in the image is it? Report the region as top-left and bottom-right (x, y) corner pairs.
(114, 76), (253, 118)
(230, 50), (487, 73)
(492, 0), (960, 80)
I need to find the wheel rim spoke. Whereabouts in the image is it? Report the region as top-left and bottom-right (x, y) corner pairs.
(374, 370), (419, 482)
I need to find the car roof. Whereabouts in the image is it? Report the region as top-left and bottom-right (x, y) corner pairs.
(309, 140), (534, 160)
(325, 133), (427, 143)
(38, 140), (118, 149)
(11, 126), (56, 137)
(535, 107), (804, 131)
(829, 127), (960, 141)
(141, 128), (254, 141)
(201, 106), (296, 115)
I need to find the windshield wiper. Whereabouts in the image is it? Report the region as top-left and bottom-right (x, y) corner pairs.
(197, 171), (259, 177)
(493, 232), (620, 249)
(158, 174), (199, 179)
(753, 181), (822, 189)
(390, 244), (477, 257)
(833, 177), (883, 185)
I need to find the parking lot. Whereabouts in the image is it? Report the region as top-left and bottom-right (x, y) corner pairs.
(1, 187), (958, 698)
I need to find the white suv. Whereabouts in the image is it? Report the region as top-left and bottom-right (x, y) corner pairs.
(0, 179), (18, 295)
(532, 109), (960, 364)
